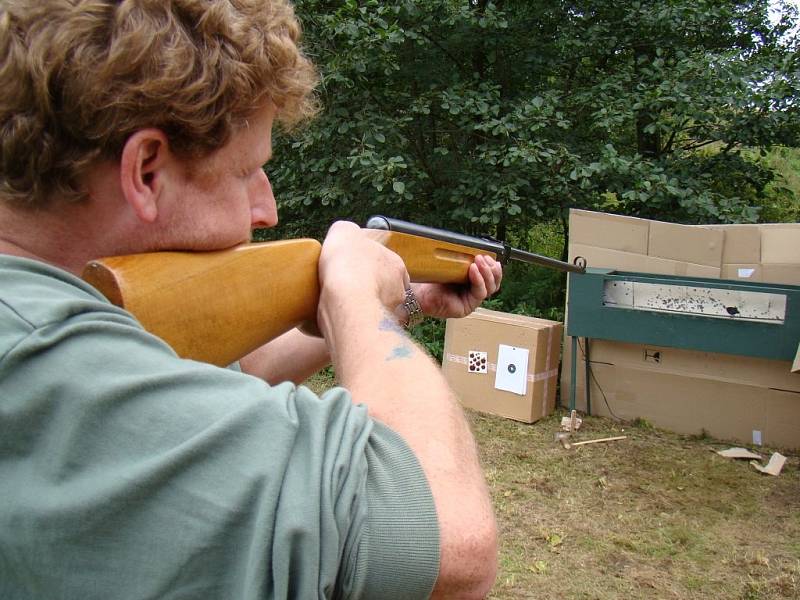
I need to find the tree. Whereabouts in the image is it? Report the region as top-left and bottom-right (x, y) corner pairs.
(263, 0), (799, 244)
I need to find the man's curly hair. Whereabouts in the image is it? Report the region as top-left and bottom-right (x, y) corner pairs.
(0, 0), (318, 206)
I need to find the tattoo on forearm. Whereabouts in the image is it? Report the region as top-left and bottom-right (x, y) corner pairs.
(378, 317), (404, 333)
(387, 345), (413, 360)
(379, 317), (414, 361)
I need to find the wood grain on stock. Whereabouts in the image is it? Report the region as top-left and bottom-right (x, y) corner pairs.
(362, 229), (492, 283)
(82, 231), (493, 366)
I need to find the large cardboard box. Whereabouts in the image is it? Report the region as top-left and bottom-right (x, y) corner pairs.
(569, 209), (650, 253)
(761, 227), (800, 264)
(648, 220), (724, 267)
(761, 264), (800, 285)
(562, 210), (800, 449)
(721, 264), (762, 283)
(443, 308), (562, 423)
(715, 225), (762, 264)
(573, 361), (799, 449)
(583, 340), (800, 393)
(569, 243), (720, 278)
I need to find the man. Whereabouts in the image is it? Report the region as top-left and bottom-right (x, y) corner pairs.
(0, 1), (501, 598)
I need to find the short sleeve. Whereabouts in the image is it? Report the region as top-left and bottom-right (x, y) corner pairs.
(0, 257), (440, 599)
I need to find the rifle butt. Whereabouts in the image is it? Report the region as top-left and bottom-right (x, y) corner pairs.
(82, 239), (322, 367)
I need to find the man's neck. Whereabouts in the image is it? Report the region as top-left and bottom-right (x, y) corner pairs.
(0, 237), (47, 263)
(0, 202), (113, 276)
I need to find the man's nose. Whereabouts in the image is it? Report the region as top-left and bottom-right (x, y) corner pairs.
(250, 169), (278, 229)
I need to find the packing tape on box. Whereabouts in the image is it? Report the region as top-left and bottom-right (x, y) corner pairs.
(445, 353), (558, 383)
(543, 326), (555, 415)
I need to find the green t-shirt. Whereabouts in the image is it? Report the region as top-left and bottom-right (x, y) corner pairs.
(0, 256), (439, 599)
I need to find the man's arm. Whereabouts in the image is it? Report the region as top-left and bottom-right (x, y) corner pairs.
(239, 253), (502, 386)
(317, 222), (498, 598)
(239, 328), (330, 384)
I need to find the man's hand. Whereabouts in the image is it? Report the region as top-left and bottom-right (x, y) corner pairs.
(411, 254), (503, 319)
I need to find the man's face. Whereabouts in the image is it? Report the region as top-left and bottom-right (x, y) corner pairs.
(156, 103), (279, 251)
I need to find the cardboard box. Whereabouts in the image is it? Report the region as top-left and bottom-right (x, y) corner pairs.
(570, 243), (720, 278)
(443, 308), (562, 423)
(581, 340), (800, 393)
(563, 209), (800, 449)
(721, 264), (762, 283)
(648, 220), (724, 268)
(721, 226), (762, 264)
(576, 362), (799, 449)
(569, 209), (650, 254)
(701, 224), (762, 264)
(761, 227), (800, 264)
(760, 264), (800, 286)
(561, 338), (800, 449)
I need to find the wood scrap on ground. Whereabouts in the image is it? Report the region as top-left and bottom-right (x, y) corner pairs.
(751, 453), (787, 476)
(560, 409), (582, 432)
(715, 447), (786, 476)
(556, 434), (627, 449)
(715, 447), (763, 460)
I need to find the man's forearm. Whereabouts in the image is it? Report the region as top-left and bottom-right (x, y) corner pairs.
(319, 293), (498, 598)
(239, 328), (331, 385)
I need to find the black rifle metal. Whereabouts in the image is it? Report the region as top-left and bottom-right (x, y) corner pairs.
(365, 215), (586, 274)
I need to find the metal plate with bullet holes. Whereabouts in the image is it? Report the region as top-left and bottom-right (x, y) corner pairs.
(602, 280), (787, 324)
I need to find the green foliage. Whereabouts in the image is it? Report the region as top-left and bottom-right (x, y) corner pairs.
(490, 265), (566, 322)
(632, 417), (655, 430)
(749, 146), (800, 223)
(261, 0), (799, 341)
(409, 317), (446, 362)
(267, 0), (799, 244)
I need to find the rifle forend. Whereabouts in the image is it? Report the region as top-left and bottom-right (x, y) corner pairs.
(366, 215), (586, 274)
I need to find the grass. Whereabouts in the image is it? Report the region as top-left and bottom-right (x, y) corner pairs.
(474, 410), (799, 599)
(305, 372), (800, 599)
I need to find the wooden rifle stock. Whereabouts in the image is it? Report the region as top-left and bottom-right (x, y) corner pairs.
(81, 230), (492, 366)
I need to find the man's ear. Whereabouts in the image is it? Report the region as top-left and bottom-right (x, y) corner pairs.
(119, 129), (172, 224)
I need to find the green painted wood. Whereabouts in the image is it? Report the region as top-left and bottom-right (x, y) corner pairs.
(567, 269), (800, 361)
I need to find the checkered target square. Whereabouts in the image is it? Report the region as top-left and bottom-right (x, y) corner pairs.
(468, 351), (488, 374)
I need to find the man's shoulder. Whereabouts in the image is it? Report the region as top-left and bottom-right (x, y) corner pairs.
(0, 255), (114, 354)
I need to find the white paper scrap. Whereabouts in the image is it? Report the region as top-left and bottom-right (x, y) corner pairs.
(737, 268), (755, 278)
(494, 345), (529, 396)
(751, 453), (786, 476)
(716, 447), (762, 460)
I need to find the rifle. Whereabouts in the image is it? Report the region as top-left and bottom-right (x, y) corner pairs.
(82, 216), (584, 366)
